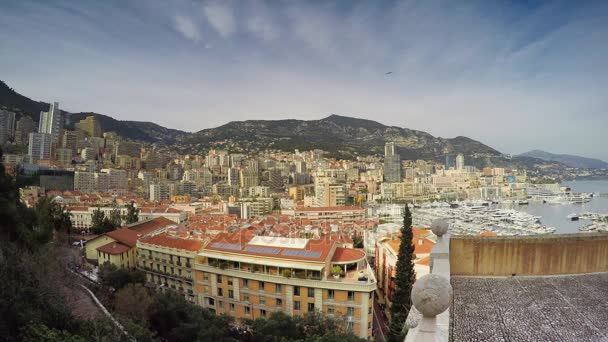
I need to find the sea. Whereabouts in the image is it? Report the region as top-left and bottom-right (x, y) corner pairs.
(503, 180), (608, 234)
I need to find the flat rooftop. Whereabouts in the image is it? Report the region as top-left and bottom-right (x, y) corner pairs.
(450, 273), (608, 341)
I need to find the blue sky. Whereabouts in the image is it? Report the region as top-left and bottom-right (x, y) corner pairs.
(1, 0), (607, 160)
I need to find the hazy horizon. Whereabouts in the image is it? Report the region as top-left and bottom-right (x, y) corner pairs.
(1, 0), (607, 160)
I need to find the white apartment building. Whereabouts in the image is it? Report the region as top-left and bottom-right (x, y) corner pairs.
(28, 132), (53, 162)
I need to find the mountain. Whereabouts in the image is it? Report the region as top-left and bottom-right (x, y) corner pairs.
(66, 112), (186, 143)
(0, 79), (503, 161)
(0, 80), (57, 121)
(0, 80), (185, 143)
(519, 150), (608, 169)
(185, 114), (501, 160)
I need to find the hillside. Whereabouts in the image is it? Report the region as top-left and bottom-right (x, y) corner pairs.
(1, 79), (505, 161)
(0, 80), (185, 143)
(184, 114), (502, 161)
(519, 150), (608, 169)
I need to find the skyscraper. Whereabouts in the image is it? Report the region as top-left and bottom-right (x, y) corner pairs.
(38, 102), (62, 142)
(28, 132), (52, 162)
(383, 142), (401, 183)
(0, 109), (16, 144)
(456, 154), (465, 171)
(75, 116), (102, 137)
(15, 115), (36, 145)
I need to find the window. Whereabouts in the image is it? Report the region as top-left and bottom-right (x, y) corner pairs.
(308, 288), (314, 298)
(347, 307), (354, 316)
(275, 284), (282, 294)
(327, 307), (334, 315)
(228, 278), (233, 286)
(218, 288), (223, 297)
(228, 290), (234, 299)
(368, 322), (372, 329)
(245, 306), (250, 315)
(208, 298), (215, 305)
(230, 303), (235, 312)
(307, 303), (315, 312)
(294, 301), (301, 310)
(348, 291), (355, 301)
(218, 301), (223, 309)
(260, 296), (265, 305)
(369, 307), (372, 314)
(328, 289), (334, 300)
(243, 294), (249, 302)
(276, 298), (282, 307)
(243, 279), (249, 288)
(204, 273), (209, 281)
(259, 281), (265, 291)
(261, 309), (266, 318)
(294, 286), (300, 296)
(217, 275), (222, 283)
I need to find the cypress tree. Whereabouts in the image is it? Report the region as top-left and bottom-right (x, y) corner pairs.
(388, 204), (416, 341)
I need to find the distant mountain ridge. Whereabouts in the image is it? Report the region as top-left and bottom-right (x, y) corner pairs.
(185, 114), (502, 160)
(1, 79), (502, 160)
(519, 150), (608, 169)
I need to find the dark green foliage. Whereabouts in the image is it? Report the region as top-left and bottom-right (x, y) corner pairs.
(388, 204), (417, 342)
(98, 262), (146, 291)
(124, 201), (139, 224)
(21, 323), (87, 342)
(352, 236), (364, 248)
(91, 206), (121, 234)
(148, 292), (236, 342)
(0, 244), (79, 341)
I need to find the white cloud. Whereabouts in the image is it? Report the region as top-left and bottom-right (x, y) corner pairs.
(203, 3), (236, 38)
(173, 14), (201, 43)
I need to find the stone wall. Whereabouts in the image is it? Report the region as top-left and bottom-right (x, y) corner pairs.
(450, 233), (608, 276)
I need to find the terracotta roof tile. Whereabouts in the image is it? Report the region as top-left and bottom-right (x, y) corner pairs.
(331, 247), (366, 263)
(97, 241), (130, 255)
(139, 233), (203, 252)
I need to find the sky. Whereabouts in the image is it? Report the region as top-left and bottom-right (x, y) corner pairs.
(1, 0), (607, 160)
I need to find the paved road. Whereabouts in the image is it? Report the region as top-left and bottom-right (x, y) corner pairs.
(373, 298), (389, 341)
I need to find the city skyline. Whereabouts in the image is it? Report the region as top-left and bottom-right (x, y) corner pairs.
(1, 0), (607, 160)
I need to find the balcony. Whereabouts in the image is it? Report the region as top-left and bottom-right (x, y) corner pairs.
(195, 261), (377, 292)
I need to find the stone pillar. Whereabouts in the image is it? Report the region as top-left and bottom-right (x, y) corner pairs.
(285, 285), (294, 315)
(430, 219), (449, 274)
(314, 288), (323, 311)
(404, 274), (452, 342)
(211, 274), (218, 296)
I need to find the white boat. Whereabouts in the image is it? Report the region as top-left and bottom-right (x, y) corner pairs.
(566, 213), (579, 221)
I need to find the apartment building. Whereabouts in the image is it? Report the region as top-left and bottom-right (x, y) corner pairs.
(194, 232), (376, 338)
(137, 232), (203, 304)
(74, 169), (128, 193)
(85, 217), (175, 266)
(294, 206), (366, 225)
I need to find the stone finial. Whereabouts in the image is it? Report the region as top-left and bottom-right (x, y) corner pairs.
(431, 219), (449, 237)
(411, 274), (452, 317)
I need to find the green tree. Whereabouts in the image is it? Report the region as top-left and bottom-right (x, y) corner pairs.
(114, 283), (154, 323)
(98, 262), (146, 291)
(108, 205), (123, 228)
(91, 207), (106, 234)
(124, 201), (139, 224)
(388, 204), (416, 342)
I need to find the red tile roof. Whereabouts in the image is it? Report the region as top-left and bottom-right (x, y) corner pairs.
(139, 233), (204, 252)
(331, 247), (366, 263)
(97, 241), (130, 255)
(205, 231), (334, 262)
(295, 206), (365, 212)
(126, 216), (178, 235)
(106, 228), (139, 247)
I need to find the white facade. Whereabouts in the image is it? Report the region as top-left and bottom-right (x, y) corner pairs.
(27, 132), (52, 162)
(38, 102), (62, 142)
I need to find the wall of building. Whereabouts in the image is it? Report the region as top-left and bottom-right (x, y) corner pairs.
(450, 233), (608, 276)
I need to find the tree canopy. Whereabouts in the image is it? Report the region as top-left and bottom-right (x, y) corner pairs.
(388, 204), (416, 342)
